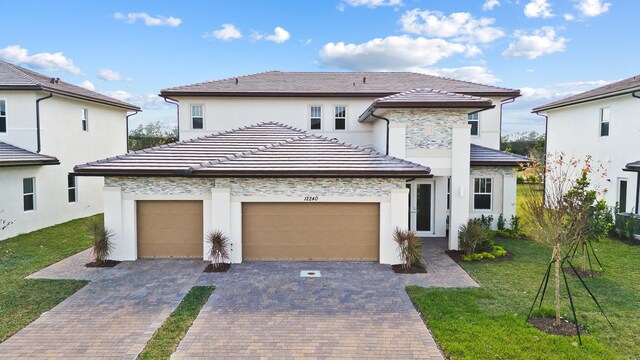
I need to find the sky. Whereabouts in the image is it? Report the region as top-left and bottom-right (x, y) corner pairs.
(1, 0), (637, 136)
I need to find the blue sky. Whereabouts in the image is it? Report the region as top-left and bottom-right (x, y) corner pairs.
(2, 0), (637, 135)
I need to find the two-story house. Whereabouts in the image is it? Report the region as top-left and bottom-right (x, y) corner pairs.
(74, 71), (527, 264)
(0, 61), (140, 240)
(533, 75), (640, 216)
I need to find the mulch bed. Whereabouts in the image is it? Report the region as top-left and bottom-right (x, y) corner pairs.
(445, 250), (514, 264)
(563, 266), (602, 278)
(528, 317), (587, 336)
(203, 263), (231, 273)
(391, 264), (427, 274)
(85, 260), (120, 268)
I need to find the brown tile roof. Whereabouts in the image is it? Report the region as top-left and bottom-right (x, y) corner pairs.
(0, 61), (141, 111)
(470, 144), (530, 166)
(625, 160), (640, 171)
(74, 122), (431, 177)
(533, 74), (640, 112)
(160, 71), (520, 97)
(0, 141), (59, 167)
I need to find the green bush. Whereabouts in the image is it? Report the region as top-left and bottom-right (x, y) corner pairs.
(462, 245), (507, 261)
(458, 220), (486, 256)
(517, 175), (525, 184)
(478, 215), (494, 229)
(497, 214), (505, 230)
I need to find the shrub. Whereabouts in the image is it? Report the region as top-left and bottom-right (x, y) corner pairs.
(497, 214), (505, 230)
(517, 175), (525, 184)
(526, 174), (539, 184)
(88, 219), (114, 263)
(393, 227), (425, 269)
(458, 220), (486, 256)
(509, 215), (522, 235)
(207, 230), (230, 268)
(478, 215), (494, 229)
(461, 245), (507, 261)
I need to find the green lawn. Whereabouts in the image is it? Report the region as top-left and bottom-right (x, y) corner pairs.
(409, 237), (640, 359)
(0, 215), (98, 342)
(138, 286), (214, 360)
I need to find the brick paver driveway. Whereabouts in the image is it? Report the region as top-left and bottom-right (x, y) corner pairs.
(0, 238), (475, 359)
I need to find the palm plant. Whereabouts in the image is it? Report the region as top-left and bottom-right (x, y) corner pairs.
(207, 230), (230, 268)
(88, 219), (114, 264)
(393, 227), (425, 269)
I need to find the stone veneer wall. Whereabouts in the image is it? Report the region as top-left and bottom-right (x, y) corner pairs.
(386, 109), (468, 150)
(105, 176), (406, 197)
(470, 166), (516, 177)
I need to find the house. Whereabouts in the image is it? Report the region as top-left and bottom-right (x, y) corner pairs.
(0, 61), (141, 240)
(74, 71), (528, 264)
(533, 74), (640, 216)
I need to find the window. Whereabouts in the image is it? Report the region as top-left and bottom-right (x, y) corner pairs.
(68, 175), (77, 203)
(618, 179), (628, 213)
(310, 106), (322, 130)
(447, 177), (451, 210)
(81, 108), (88, 131)
(0, 99), (6, 133)
(23, 178), (35, 211)
(334, 106), (346, 130)
(473, 178), (492, 210)
(600, 107), (610, 137)
(468, 113), (479, 136)
(191, 105), (204, 129)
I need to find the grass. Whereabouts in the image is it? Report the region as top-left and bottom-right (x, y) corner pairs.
(138, 286), (214, 360)
(0, 215), (99, 342)
(516, 183), (543, 231)
(409, 184), (640, 359)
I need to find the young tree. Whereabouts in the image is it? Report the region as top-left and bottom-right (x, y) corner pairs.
(522, 153), (607, 326)
(128, 121), (178, 151)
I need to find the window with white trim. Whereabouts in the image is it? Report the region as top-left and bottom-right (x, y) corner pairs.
(468, 113), (479, 136)
(23, 177), (35, 211)
(68, 174), (77, 203)
(334, 106), (346, 130)
(81, 108), (88, 131)
(600, 107), (610, 137)
(191, 105), (204, 129)
(310, 106), (322, 130)
(473, 178), (492, 210)
(0, 99), (6, 133)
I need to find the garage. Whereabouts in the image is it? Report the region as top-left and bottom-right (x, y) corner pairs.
(242, 202), (380, 261)
(136, 200), (203, 258)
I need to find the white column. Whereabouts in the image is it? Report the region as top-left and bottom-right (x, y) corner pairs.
(210, 188), (231, 262)
(104, 186), (136, 261)
(230, 201), (243, 263)
(388, 123), (406, 159)
(502, 172), (517, 220)
(380, 188), (409, 264)
(449, 124), (471, 250)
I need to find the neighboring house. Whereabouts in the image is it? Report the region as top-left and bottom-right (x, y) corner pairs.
(75, 71), (528, 264)
(533, 74), (640, 216)
(0, 61), (141, 240)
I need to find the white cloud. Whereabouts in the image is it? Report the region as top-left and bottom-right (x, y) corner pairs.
(253, 27), (291, 44)
(319, 35), (467, 71)
(0, 45), (81, 75)
(97, 68), (131, 81)
(105, 91), (168, 110)
(113, 12), (181, 27)
(400, 9), (504, 43)
(339, 0), (403, 10)
(483, 0), (500, 11)
(563, 13), (575, 21)
(300, 38), (313, 46)
(502, 27), (568, 59)
(78, 80), (95, 91)
(464, 44), (483, 57)
(419, 66), (501, 85)
(576, 0), (611, 17)
(524, 0), (554, 18)
(205, 24), (242, 41)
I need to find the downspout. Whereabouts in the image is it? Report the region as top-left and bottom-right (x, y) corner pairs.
(534, 111), (549, 201)
(35, 92), (53, 153)
(499, 97), (517, 149)
(125, 111), (139, 152)
(162, 96), (180, 141)
(370, 112), (390, 155)
(632, 90), (640, 214)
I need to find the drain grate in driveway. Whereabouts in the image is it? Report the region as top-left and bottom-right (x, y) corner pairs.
(300, 270), (321, 278)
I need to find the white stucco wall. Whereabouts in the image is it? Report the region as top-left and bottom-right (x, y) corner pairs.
(470, 96), (505, 150)
(103, 176), (407, 264)
(545, 94), (640, 213)
(0, 92), (128, 240)
(469, 167), (517, 227)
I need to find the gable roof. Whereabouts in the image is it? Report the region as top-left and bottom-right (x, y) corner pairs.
(533, 74), (640, 112)
(0, 61), (141, 111)
(160, 71), (520, 98)
(624, 160), (640, 171)
(74, 122), (431, 178)
(470, 144), (530, 166)
(0, 141), (59, 167)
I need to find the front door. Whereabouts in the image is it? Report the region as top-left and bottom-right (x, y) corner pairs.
(408, 181), (435, 236)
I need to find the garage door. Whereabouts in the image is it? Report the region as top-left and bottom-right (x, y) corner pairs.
(137, 200), (203, 258)
(242, 202), (379, 261)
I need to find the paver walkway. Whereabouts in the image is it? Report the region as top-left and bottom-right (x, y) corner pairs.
(0, 238), (476, 359)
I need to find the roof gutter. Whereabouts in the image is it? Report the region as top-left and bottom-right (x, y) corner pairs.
(533, 87), (640, 113)
(499, 97), (517, 146)
(162, 96), (180, 140)
(534, 111), (549, 201)
(125, 111), (139, 153)
(35, 92), (53, 153)
(369, 110), (390, 155)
